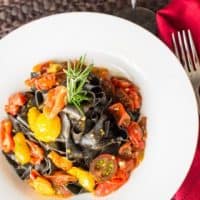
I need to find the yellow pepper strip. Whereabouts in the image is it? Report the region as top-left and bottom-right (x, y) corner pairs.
(29, 176), (55, 196)
(27, 107), (61, 142)
(68, 167), (95, 192)
(27, 107), (40, 132)
(13, 132), (31, 165)
(48, 151), (72, 171)
(47, 63), (63, 73)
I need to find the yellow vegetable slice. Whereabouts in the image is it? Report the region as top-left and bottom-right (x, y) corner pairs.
(68, 167), (95, 192)
(13, 132), (31, 165)
(48, 151), (72, 171)
(29, 177), (55, 196)
(28, 107), (61, 142)
(34, 113), (61, 142)
(27, 107), (40, 132)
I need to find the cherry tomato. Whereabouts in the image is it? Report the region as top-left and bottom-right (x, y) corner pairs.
(119, 142), (134, 160)
(90, 154), (118, 182)
(0, 119), (14, 153)
(95, 170), (129, 196)
(43, 86), (67, 119)
(26, 139), (44, 165)
(108, 103), (131, 128)
(115, 88), (135, 111)
(128, 89), (142, 110)
(5, 92), (27, 115)
(127, 121), (145, 150)
(117, 157), (135, 173)
(111, 77), (132, 88)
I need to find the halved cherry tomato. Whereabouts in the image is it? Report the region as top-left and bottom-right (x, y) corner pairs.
(95, 170), (129, 196)
(108, 103), (131, 128)
(90, 154), (118, 182)
(127, 121), (145, 150)
(0, 119), (14, 153)
(117, 157), (135, 173)
(5, 92), (27, 115)
(111, 77), (132, 88)
(128, 88), (142, 110)
(25, 73), (57, 91)
(43, 86), (67, 119)
(26, 139), (44, 165)
(119, 142), (134, 160)
(45, 171), (77, 186)
(115, 88), (135, 111)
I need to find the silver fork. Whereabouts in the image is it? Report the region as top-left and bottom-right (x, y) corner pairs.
(172, 30), (200, 113)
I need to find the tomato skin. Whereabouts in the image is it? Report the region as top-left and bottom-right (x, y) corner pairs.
(109, 103), (131, 128)
(90, 154), (118, 182)
(115, 88), (135, 111)
(112, 77), (142, 111)
(117, 157), (135, 173)
(0, 119), (14, 153)
(127, 121), (145, 150)
(95, 170), (129, 196)
(43, 86), (67, 119)
(5, 92), (27, 115)
(111, 77), (132, 88)
(118, 142), (133, 160)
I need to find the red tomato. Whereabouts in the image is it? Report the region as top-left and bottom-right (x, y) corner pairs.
(26, 140), (44, 165)
(0, 119), (14, 153)
(111, 77), (132, 88)
(127, 121), (145, 150)
(43, 86), (67, 119)
(5, 92), (27, 115)
(108, 103), (131, 128)
(115, 88), (135, 111)
(95, 170), (129, 196)
(90, 154), (118, 182)
(128, 89), (142, 110)
(117, 157), (136, 173)
(118, 142), (134, 160)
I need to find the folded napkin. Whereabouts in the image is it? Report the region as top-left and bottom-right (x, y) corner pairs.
(156, 0), (200, 199)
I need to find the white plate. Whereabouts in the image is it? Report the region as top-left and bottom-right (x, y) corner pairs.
(0, 12), (198, 200)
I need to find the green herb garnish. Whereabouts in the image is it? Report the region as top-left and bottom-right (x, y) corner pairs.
(65, 56), (93, 115)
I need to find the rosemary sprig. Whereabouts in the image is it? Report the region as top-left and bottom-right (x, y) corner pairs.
(65, 56), (93, 115)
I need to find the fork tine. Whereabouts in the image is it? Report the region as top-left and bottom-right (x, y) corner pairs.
(172, 33), (180, 59)
(182, 30), (194, 71)
(177, 31), (188, 71)
(188, 29), (200, 70)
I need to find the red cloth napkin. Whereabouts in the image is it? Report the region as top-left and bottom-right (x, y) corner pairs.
(156, 0), (200, 200)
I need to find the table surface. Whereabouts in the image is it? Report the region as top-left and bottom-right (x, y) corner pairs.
(0, 0), (169, 38)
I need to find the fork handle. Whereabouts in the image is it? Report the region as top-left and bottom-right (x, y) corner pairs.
(195, 87), (200, 114)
